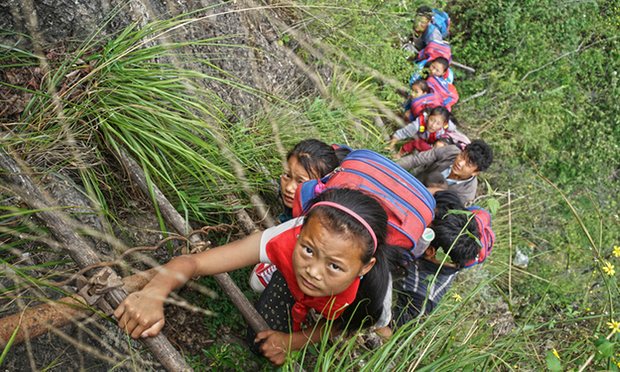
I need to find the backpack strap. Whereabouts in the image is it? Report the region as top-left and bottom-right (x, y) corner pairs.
(418, 113), (428, 133)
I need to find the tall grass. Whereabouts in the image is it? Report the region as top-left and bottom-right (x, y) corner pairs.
(2, 0), (619, 370)
(1, 3), (398, 369)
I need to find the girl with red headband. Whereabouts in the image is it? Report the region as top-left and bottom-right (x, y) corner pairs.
(114, 188), (402, 365)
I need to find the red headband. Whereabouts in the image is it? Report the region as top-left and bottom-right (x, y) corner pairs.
(310, 201), (378, 253)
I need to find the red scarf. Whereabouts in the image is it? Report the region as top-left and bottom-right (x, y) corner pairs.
(265, 224), (360, 331)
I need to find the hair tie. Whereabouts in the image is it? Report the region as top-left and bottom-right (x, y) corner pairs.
(309, 201), (378, 253)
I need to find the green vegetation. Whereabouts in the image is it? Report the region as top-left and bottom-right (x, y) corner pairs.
(1, 0), (619, 370)
(286, 0), (620, 370)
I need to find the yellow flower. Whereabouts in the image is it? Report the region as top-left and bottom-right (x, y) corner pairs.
(613, 245), (620, 258)
(452, 293), (462, 302)
(552, 348), (560, 360)
(608, 320), (620, 334)
(602, 261), (615, 276)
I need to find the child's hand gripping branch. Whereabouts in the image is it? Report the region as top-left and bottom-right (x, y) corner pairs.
(114, 188), (397, 366)
(114, 283), (166, 339)
(113, 233), (261, 338)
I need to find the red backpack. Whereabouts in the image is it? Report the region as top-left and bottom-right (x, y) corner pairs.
(417, 40), (452, 64)
(427, 76), (459, 111)
(409, 92), (443, 120)
(462, 206), (496, 268)
(292, 149), (436, 258)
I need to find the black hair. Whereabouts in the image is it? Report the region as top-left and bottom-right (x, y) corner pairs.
(464, 139), (493, 172)
(431, 190), (480, 267)
(420, 171), (447, 188)
(416, 6), (433, 19)
(288, 139), (340, 179)
(304, 188), (404, 330)
(411, 79), (431, 94)
(429, 57), (449, 72)
(436, 137), (455, 146)
(333, 146), (352, 163)
(429, 106), (450, 123)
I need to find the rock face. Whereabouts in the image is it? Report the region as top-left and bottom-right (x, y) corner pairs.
(1, 0), (313, 118)
(1, 1), (314, 369)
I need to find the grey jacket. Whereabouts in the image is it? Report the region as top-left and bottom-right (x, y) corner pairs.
(397, 145), (478, 204)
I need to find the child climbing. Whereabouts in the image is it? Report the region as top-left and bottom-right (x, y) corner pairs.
(388, 106), (456, 156)
(277, 139), (341, 223)
(402, 79), (442, 123)
(409, 42), (454, 86)
(114, 188), (402, 366)
(393, 190), (495, 326)
(410, 6), (450, 51)
(397, 139), (494, 205)
(251, 139), (347, 293)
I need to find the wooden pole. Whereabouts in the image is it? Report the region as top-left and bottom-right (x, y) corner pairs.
(0, 149), (192, 372)
(451, 60), (476, 73)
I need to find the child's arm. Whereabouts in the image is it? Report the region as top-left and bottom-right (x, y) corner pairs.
(114, 232), (262, 339)
(386, 137), (399, 152)
(397, 144), (443, 171)
(393, 120), (421, 141)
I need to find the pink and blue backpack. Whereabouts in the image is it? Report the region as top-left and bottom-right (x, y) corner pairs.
(427, 76), (459, 111)
(416, 40), (452, 64)
(292, 149), (436, 258)
(409, 41), (453, 86)
(462, 206), (496, 268)
(407, 92), (443, 121)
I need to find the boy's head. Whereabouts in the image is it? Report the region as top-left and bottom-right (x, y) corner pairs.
(414, 6), (434, 33)
(410, 79), (431, 98)
(430, 190), (480, 267)
(434, 137), (453, 149)
(420, 171), (448, 195)
(449, 139), (493, 180)
(429, 58), (449, 77)
(426, 106), (450, 133)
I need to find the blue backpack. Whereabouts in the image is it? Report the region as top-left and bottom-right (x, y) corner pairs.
(428, 9), (451, 39)
(292, 149), (436, 258)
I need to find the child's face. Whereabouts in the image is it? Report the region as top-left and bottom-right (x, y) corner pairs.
(411, 85), (425, 99)
(429, 61), (447, 77)
(280, 155), (311, 208)
(292, 215), (375, 297)
(427, 114), (447, 133)
(414, 16), (430, 33)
